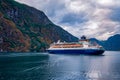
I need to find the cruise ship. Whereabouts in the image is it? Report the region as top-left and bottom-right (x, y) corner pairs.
(47, 36), (105, 55)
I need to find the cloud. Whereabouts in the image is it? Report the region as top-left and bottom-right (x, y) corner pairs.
(109, 7), (120, 21)
(60, 12), (88, 25)
(15, 0), (120, 40)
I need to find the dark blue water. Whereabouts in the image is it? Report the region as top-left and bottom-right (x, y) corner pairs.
(0, 51), (120, 80)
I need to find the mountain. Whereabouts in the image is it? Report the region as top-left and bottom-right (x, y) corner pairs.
(103, 34), (120, 51)
(90, 34), (120, 51)
(0, 0), (78, 52)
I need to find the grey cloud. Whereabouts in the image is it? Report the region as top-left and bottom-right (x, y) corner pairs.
(109, 7), (120, 21)
(43, 0), (66, 17)
(60, 13), (88, 25)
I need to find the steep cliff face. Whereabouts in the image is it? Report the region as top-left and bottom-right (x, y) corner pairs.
(0, 12), (30, 52)
(0, 0), (78, 52)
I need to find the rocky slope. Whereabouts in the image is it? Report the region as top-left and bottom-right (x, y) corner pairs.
(0, 0), (78, 52)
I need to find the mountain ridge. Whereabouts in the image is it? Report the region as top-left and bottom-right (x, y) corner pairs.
(0, 0), (78, 52)
(0, 0), (119, 52)
(90, 34), (120, 51)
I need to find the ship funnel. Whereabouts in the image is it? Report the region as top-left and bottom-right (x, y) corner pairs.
(81, 35), (86, 40)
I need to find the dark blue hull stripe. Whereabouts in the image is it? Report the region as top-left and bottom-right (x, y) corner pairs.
(47, 49), (104, 55)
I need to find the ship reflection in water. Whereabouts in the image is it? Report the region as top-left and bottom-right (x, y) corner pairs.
(0, 51), (120, 80)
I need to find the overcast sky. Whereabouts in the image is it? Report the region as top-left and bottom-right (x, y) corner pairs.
(15, 0), (120, 40)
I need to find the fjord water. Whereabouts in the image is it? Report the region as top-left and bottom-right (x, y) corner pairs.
(0, 51), (120, 80)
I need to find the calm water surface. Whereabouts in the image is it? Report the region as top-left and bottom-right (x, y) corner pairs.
(0, 51), (120, 80)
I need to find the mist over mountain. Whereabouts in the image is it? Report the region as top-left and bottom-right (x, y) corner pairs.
(0, 0), (78, 52)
